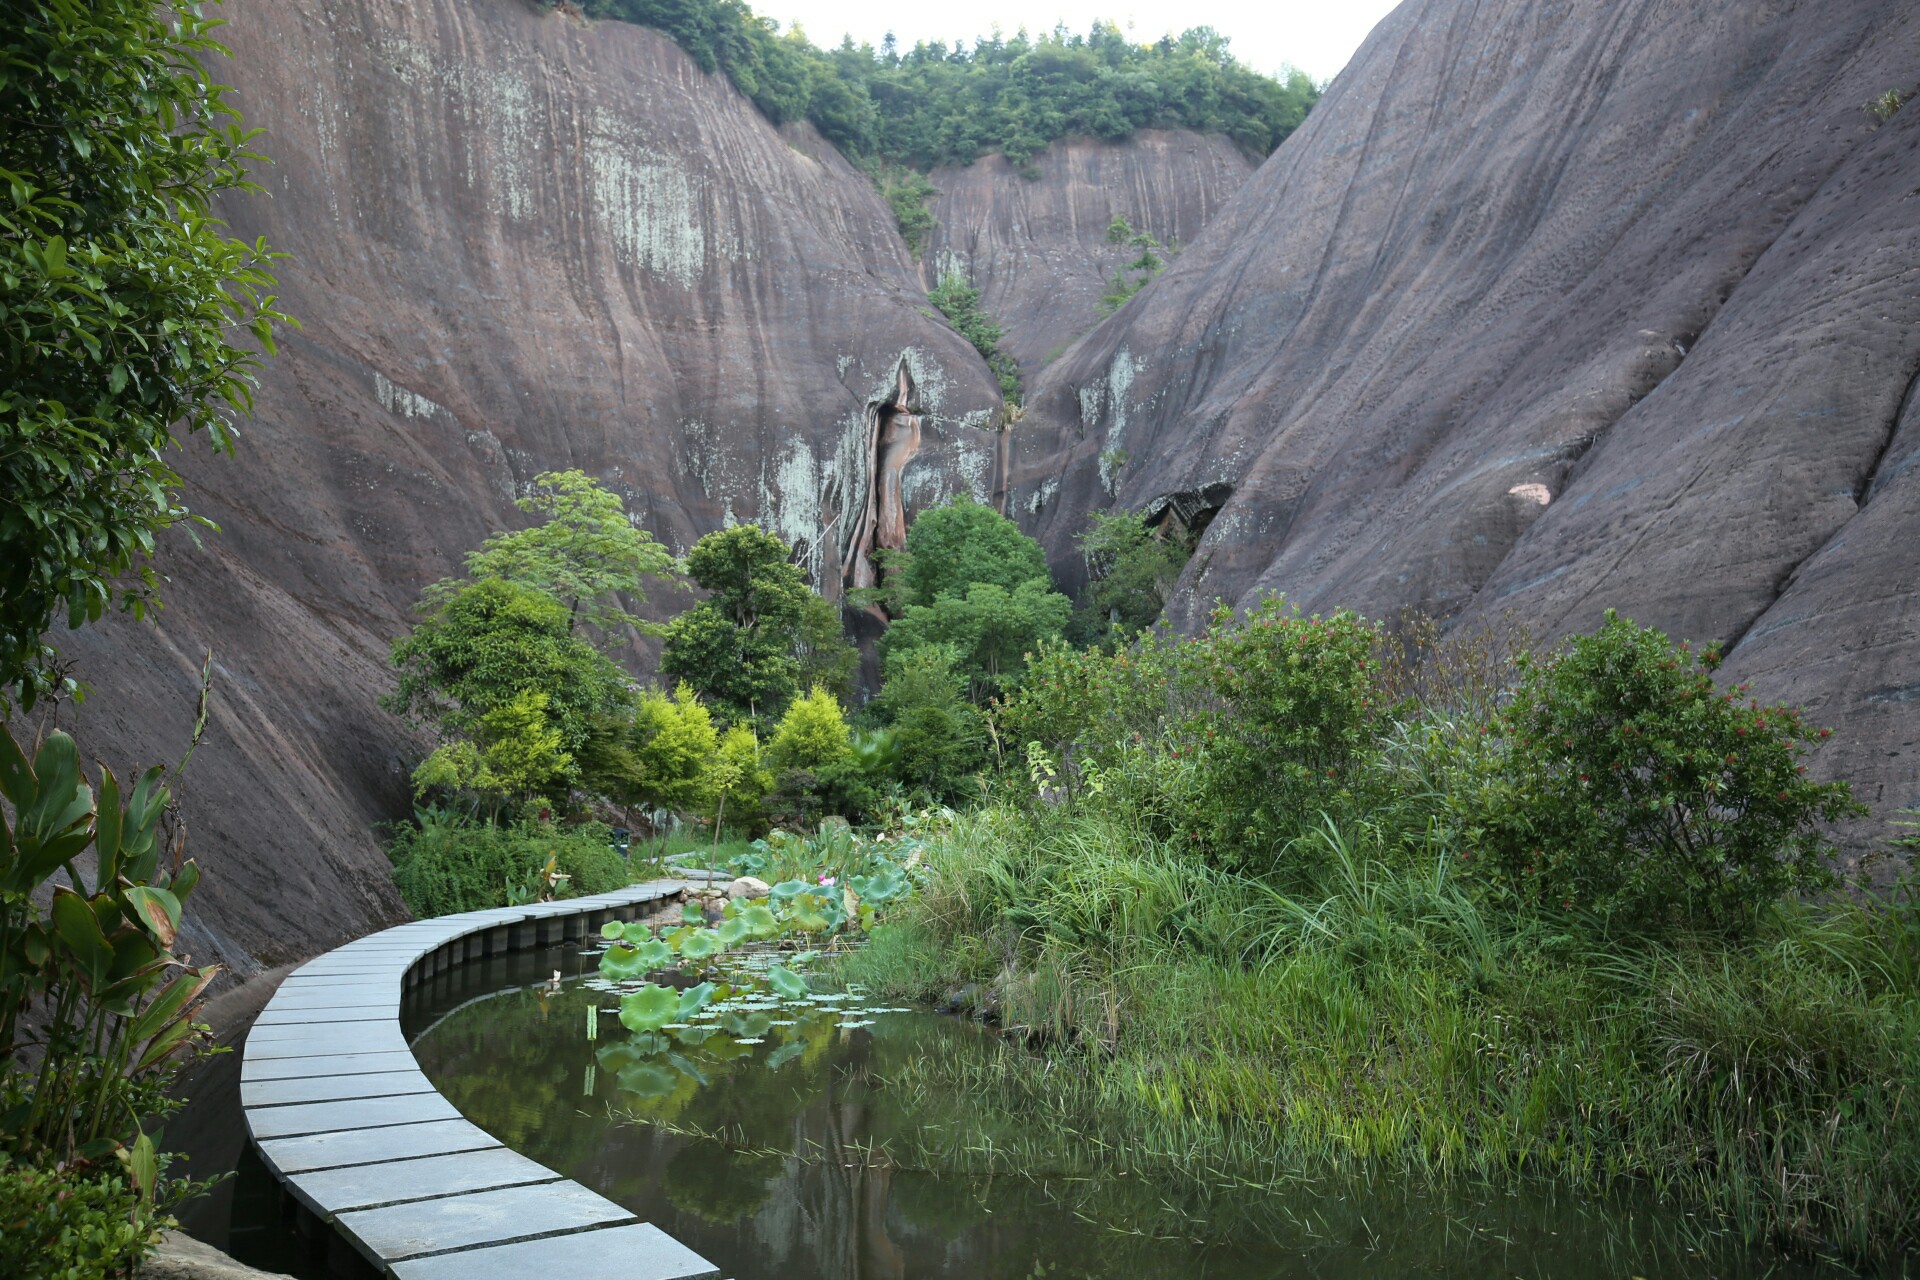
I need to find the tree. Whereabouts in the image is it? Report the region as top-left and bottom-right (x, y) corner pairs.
(928, 270), (1020, 402)
(882, 579), (1071, 700)
(1, 0), (290, 704)
(895, 496), (1050, 608)
(767, 685), (853, 773)
(870, 645), (988, 799)
(1073, 508), (1193, 644)
(384, 578), (630, 797)
(448, 470), (676, 640)
(660, 525), (854, 725)
(411, 690), (573, 813)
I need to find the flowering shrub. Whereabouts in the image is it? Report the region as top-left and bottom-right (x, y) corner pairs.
(1465, 611), (1861, 933)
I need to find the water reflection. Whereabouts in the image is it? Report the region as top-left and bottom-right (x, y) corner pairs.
(404, 948), (1859, 1280)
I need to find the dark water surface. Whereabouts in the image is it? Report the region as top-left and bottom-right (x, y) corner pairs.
(393, 946), (1860, 1280)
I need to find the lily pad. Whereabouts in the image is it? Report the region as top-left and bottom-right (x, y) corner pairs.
(766, 964), (808, 1001)
(619, 984), (679, 1032)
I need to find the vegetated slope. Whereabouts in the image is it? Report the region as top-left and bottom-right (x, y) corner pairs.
(56, 0), (1005, 974)
(921, 130), (1255, 377)
(1013, 0), (1920, 845)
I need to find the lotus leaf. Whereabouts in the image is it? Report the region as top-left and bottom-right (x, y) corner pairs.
(739, 904), (779, 939)
(766, 965), (808, 1001)
(621, 921), (655, 946)
(616, 1062), (680, 1098)
(619, 984), (679, 1032)
(630, 938), (675, 969)
(679, 929), (725, 960)
(764, 1040), (806, 1070)
(676, 981), (717, 1020)
(769, 879), (813, 901)
(600, 945), (646, 981)
(850, 864), (908, 903)
(595, 1042), (644, 1071)
(681, 901), (705, 924)
(600, 921), (625, 940)
(716, 917), (751, 947)
(720, 1010), (773, 1039)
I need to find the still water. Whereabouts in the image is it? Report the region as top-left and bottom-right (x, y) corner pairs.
(398, 945), (1860, 1280)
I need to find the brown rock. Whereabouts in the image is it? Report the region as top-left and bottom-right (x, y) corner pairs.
(921, 131), (1255, 375)
(58, 0), (1004, 974)
(1014, 0), (1920, 849)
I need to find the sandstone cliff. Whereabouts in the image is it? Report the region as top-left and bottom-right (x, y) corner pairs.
(58, 0), (1006, 973)
(920, 131), (1254, 375)
(1015, 0), (1920, 843)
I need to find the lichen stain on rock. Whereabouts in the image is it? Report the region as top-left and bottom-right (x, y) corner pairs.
(1096, 349), (1138, 495)
(943, 435), (994, 504)
(586, 139), (710, 285)
(758, 436), (829, 584)
(373, 371), (447, 421)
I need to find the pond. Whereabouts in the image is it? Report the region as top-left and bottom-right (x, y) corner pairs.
(400, 943), (1859, 1280)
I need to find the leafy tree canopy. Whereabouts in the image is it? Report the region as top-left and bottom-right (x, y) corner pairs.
(767, 684), (853, 773)
(661, 524), (855, 726)
(383, 577), (630, 768)
(897, 496), (1051, 608)
(1072, 508), (1194, 644)
(443, 470), (676, 640)
(1, 0), (290, 704)
(882, 578), (1071, 700)
(564, 5), (1319, 171)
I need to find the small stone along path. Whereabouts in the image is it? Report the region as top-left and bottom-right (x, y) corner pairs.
(241, 879), (726, 1280)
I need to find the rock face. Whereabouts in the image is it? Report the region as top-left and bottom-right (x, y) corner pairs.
(1015, 0), (1920, 844)
(921, 131), (1255, 376)
(58, 0), (1005, 974)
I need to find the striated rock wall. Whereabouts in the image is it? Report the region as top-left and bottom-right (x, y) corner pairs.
(1015, 0), (1920, 844)
(55, 0), (1005, 974)
(921, 130), (1255, 377)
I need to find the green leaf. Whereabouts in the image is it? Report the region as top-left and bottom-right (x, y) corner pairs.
(678, 929), (724, 961)
(738, 904), (778, 939)
(766, 964), (808, 1000)
(50, 888), (114, 986)
(675, 981), (716, 1020)
(122, 885), (181, 947)
(618, 984), (678, 1033)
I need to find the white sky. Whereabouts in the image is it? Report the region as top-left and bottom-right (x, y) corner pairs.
(765, 1), (1404, 84)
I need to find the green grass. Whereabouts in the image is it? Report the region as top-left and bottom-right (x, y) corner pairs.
(633, 827), (756, 877)
(841, 805), (1920, 1265)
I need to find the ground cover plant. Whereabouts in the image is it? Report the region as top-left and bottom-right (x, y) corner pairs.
(838, 604), (1914, 1266)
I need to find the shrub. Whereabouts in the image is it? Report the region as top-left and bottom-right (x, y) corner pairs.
(1466, 611), (1862, 933)
(387, 818), (629, 917)
(0, 1157), (163, 1280)
(872, 646), (989, 802)
(1168, 599), (1386, 868)
(627, 683), (719, 810)
(766, 685), (852, 773)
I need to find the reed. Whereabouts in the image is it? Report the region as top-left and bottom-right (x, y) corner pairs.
(843, 806), (1920, 1264)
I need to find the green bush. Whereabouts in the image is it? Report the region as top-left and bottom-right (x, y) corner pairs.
(1168, 600), (1386, 869)
(387, 818), (629, 917)
(871, 646), (989, 802)
(0, 1157), (163, 1280)
(1465, 611), (1861, 933)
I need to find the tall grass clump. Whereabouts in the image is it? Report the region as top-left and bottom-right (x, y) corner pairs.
(848, 601), (1913, 1264)
(386, 814), (632, 916)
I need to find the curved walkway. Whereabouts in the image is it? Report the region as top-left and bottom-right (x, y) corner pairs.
(241, 880), (723, 1280)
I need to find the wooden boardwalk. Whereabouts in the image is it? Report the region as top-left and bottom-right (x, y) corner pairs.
(241, 881), (724, 1279)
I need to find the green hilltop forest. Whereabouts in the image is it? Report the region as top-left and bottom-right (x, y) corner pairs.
(554, 0), (1320, 169)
